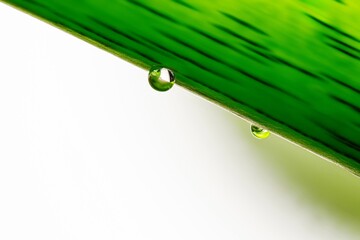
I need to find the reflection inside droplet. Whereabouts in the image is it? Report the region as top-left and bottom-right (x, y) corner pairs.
(148, 66), (175, 92)
(251, 125), (270, 139)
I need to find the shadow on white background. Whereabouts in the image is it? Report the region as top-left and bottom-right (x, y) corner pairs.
(1, 3), (360, 239)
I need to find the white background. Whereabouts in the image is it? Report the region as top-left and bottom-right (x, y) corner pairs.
(1, 3), (360, 239)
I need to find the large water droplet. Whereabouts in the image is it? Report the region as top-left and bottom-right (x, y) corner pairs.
(251, 125), (270, 139)
(148, 66), (175, 92)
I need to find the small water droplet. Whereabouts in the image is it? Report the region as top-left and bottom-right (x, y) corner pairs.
(148, 66), (175, 92)
(251, 125), (270, 139)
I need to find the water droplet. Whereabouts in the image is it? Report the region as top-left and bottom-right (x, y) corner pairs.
(148, 66), (175, 92)
(251, 125), (270, 139)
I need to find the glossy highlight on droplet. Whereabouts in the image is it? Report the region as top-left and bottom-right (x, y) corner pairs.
(148, 66), (175, 92)
(251, 125), (270, 139)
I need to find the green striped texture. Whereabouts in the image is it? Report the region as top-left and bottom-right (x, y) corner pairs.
(2, 0), (360, 174)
